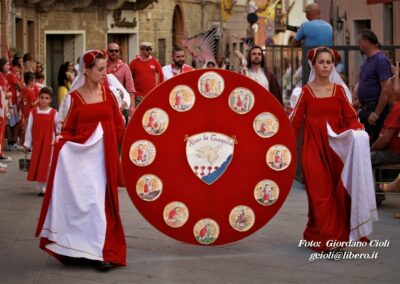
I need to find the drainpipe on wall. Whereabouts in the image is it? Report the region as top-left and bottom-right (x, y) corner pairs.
(200, 0), (205, 30)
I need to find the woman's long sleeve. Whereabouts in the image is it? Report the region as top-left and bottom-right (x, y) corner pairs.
(290, 89), (307, 138)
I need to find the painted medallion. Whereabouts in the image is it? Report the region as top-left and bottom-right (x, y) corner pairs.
(198, 71), (224, 98)
(193, 218), (220, 245)
(266, 144), (291, 171)
(142, 108), (169, 135)
(163, 201), (189, 228)
(229, 205), (255, 232)
(228, 87), (255, 114)
(254, 179), (280, 206)
(253, 112), (279, 138)
(129, 140), (156, 167)
(169, 85), (196, 112)
(136, 174), (163, 201)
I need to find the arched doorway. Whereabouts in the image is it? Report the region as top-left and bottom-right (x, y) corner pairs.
(172, 5), (184, 47)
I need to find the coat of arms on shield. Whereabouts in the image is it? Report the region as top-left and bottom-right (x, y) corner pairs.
(186, 132), (235, 185)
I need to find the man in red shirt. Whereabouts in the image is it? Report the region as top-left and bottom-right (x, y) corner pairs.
(107, 42), (136, 118)
(129, 42), (163, 106)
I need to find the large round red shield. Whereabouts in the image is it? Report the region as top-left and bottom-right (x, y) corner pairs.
(122, 69), (296, 245)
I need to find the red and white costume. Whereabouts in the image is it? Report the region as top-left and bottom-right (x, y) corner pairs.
(291, 84), (378, 251)
(162, 64), (194, 81)
(35, 83), (126, 266)
(24, 107), (58, 183)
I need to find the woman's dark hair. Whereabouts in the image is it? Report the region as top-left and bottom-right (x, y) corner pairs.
(0, 57), (9, 73)
(12, 56), (21, 68)
(246, 45), (265, 69)
(310, 47), (335, 65)
(360, 29), (381, 48)
(23, 52), (32, 63)
(57, 62), (70, 87)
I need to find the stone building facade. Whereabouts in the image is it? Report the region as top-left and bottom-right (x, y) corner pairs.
(0, 0), (249, 91)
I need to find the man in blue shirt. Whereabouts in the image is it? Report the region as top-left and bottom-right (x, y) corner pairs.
(291, 3), (333, 47)
(357, 29), (391, 143)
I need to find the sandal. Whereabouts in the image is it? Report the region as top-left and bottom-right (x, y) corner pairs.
(379, 174), (400, 192)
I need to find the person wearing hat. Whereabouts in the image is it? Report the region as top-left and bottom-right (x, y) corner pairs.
(129, 42), (163, 105)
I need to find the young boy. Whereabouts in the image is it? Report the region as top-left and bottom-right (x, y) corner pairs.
(23, 87), (58, 196)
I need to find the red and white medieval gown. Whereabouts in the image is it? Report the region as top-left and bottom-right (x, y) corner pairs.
(24, 107), (58, 182)
(35, 85), (126, 265)
(290, 84), (378, 252)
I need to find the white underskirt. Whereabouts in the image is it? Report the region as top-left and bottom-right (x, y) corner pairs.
(327, 124), (379, 240)
(40, 124), (107, 260)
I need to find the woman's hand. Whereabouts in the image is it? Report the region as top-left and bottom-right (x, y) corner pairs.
(367, 112), (379, 125)
(55, 135), (63, 143)
(392, 61), (399, 77)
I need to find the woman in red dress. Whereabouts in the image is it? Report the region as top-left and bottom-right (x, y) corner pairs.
(290, 47), (376, 252)
(35, 50), (126, 270)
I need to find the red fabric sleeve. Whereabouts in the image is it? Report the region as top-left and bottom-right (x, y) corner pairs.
(60, 95), (78, 140)
(337, 85), (363, 130)
(385, 104), (400, 130)
(290, 88), (307, 138)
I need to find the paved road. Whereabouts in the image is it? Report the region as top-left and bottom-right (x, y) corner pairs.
(0, 150), (399, 283)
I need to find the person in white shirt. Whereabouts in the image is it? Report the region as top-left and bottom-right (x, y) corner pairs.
(162, 46), (194, 81)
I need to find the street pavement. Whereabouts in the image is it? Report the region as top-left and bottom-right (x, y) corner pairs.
(0, 149), (399, 284)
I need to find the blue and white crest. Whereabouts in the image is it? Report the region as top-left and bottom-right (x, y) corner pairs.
(186, 132), (235, 185)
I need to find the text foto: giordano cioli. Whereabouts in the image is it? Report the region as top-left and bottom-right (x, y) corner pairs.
(298, 239), (390, 248)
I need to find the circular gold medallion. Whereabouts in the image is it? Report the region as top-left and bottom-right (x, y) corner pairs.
(193, 218), (220, 245)
(163, 201), (189, 228)
(129, 140), (156, 167)
(229, 205), (255, 232)
(136, 174), (163, 201)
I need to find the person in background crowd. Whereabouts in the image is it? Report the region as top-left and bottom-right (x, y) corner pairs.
(205, 61), (216, 68)
(57, 62), (71, 108)
(357, 29), (392, 144)
(107, 42), (136, 118)
(0, 58), (13, 171)
(35, 72), (45, 89)
(36, 62), (44, 74)
(162, 46), (194, 81)
(370, 61), (400, 167)
(241, 45), (283, 105)
(23, 53), (36, 73)
(6, 57), (24, 151)
(129, 42), (163, 106)
(21, 72), (38, 144)
(215, 56), (228, 69)
(291, 3), (333, 47)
